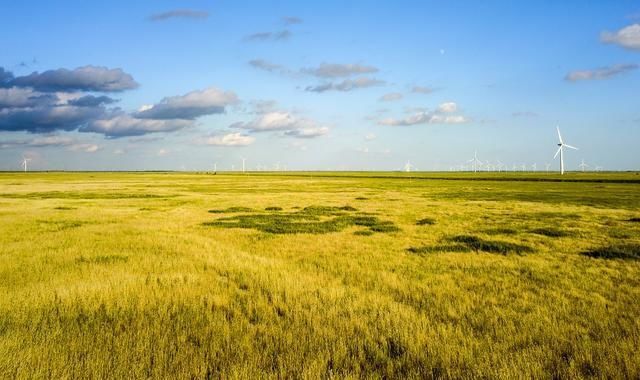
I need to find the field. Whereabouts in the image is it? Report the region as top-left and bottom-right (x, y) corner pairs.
(1, 171), (639, 378)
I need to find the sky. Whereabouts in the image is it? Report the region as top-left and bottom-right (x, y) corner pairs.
(1, 0), (639, 171)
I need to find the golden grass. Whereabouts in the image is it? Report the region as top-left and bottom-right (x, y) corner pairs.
(1, 172), (639, 378)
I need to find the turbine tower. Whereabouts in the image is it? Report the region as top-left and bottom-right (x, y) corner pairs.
(21, 157), (31, 172)
(554, 126), (578, 175)
(578, 159), (589, 172)
(467, 151), (482, 173)
(404, 160), (415, 172)
(241, 157), (246, 173)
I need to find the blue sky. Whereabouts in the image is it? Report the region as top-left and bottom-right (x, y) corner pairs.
(1, 0), (639, 171)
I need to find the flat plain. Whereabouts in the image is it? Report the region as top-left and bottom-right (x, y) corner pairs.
(1, 172), (639, 378)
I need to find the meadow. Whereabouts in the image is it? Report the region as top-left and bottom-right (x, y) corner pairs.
(1, 171), (639, 378)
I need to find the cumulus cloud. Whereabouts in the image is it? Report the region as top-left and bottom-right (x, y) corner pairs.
(305, 77), (385, 93)
(149, 9), (209, 22)
(437, 102), (457, 113)
(230, 111), (300, 132)
(81, 114), (194, 137)
(206, 132), (255, 146)
(67, 95), (117, 107)
(0, 104), (107, 133)
(302, 63), (379, 78)
(378, 102), (469, 126)
(69, 143), (99, 153)
(379, 92), (403, 102)
(244, 30), (291, 42)
(135, 87), (238, 119)
(230, 111), (328, 138)
(565, 64), (638, 81)
(284, 126), (329, 138)
(601, 24), (640, 50)
(5, 66), (138, 92)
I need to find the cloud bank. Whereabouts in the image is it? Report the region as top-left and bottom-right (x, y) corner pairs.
(565, 64), (638, 81)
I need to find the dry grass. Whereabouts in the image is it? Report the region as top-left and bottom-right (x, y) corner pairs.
(1, 171), (639, 378)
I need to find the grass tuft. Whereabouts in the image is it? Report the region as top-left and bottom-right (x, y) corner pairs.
(582, 244), (640, 260)
(265, 207), (283, 211)
(53, 206), (76, 210)
(208, 207), (254, 214)
(627, 217), (640, 223)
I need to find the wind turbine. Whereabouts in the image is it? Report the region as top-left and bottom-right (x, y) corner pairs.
(241, 157), (246, 173)
(531, 163), (537, 172)
(545, 163), (551, 172)
(404, 160), (415, 172)
(554, 126), (578, 175)
(467, 151), (482, 173)
(21, 157), (31, 172)
(578, 159), (589, 172)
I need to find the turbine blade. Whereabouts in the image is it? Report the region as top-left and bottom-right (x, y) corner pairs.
(564, 144), (578, 150)
(553, 147), (562, 159)
(556, 126), (563, 144)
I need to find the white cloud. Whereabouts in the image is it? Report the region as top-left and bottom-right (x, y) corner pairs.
(437, 102), (457, 113)
(601, 24), (640, 50)
(565, 64), (638, 81)
(411, 86), (435, 94)
(302, 63), (378, 78)
(230, 111), (329, 139)
(82, 114), (193, 137)
(69, 143), (99, 153)
(378, 102), (469, 126)
(206, 132), (255, 147)
(136, 87), (238, 119)
(365, 133), (377, 141)
(305, 77), (385, 92)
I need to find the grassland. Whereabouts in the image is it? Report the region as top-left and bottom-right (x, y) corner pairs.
(1, 171), (639, 379)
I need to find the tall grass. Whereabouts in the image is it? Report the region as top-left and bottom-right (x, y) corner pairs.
(1, 172), (639, 378)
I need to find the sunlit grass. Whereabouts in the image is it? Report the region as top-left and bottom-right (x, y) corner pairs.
(1, 171), (639, 378)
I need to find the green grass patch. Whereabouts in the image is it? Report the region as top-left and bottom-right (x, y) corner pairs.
(407, 244), (471, 254)
(204, 206), (398, 235)
(355, 197), (369, 200)
(582, 244), (640, 260)
(208, 207), (254, 214)
(483, 227), (519, 235)
(53, 206), (76, 210)
(265, 206), (283, 211)
(627, 217), (640, 223)
(529, 228), (572, 238)
(416, 217), (436, 226)
(448, 235), (534, 255)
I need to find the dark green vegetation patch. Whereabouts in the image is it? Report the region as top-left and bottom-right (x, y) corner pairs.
(582, 244), (640, 260)
(447, 235), (534, 255)
(355, 197), (369, 200)
(265, 207), (283, 211)
(204, 205), (398, 235)
(483, 227), (519, 235)
(407, 244), (471, 254)
(416, 217), (436, 226)
(529, 228), (572, 238)
(53, 206), (76, 210)
(627, 217), (640, 223)
(208, 207), (254, 214)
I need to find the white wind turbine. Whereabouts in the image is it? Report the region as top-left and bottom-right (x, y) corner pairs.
(21, 157), (32, 172)
(467, 151), (482, 173)
(554, 126), (578, 175)
(241, 157), (246, 173)
(531, 163), (537, 171)
(578, 159), (589, 172)
(404, 160), (415, 172)
(545, 163), (551, 172)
